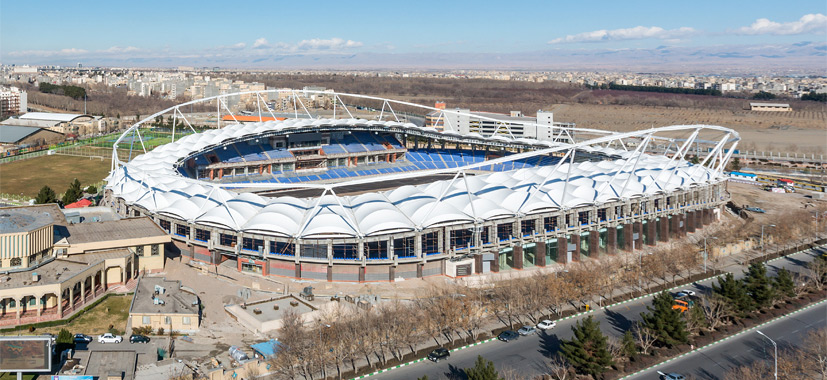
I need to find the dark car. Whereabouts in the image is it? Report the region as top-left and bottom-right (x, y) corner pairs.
(73, 334), (93, 343)
(660, 373), (685, 380)
(497, 330), (519, 342)
(129, 334), (150, 344)
(427, 348), (450, 362)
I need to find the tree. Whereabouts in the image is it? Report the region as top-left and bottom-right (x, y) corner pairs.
(690, 155), (700, 165)
(773, 268), (795, 298)
(685, 302), (707, 334)
(700, 294), (735, 331)
(35, 185), (58, 204)
(633, 323), (657, 355)
(56, 328), (73, 344)
(743, 262), (775, 308)
(752, 91), (776, 100)
(465, 355), (503, 380)
(639, 291), (688, 347)
(711, 273), (753, 315)
(85, 185), (98, 194)
(621, 330), (637, 358)
(559, 315), (614, 378)
(544, 355), (572, 380)
(728, 157), (741, 172)
(62, 178), (83, 205)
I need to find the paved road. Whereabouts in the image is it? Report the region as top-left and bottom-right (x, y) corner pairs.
(370, 246), (824, 380)
(625, 302), (826, 380)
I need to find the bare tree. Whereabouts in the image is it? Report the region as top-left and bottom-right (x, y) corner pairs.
(801, 328), (827, 378)
(633, 322), (657, 355)
(700, 294), (735, 331)
(544, 354), (573, 380)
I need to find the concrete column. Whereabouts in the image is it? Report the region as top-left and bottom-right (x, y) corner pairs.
(57, 291), (63, 317)
(389, 266), (395, 282)
(16, 298), (22, 319)
(557, 236), (568, 264)
(623, 224), (634, 251)
(659, 217), (669, 242)
(569, 234), (581, 262)
(491, 253), (500, 272)
(359, 266), (366, 283)
(512, 245), (523, 269)
(81, 280), (86, 303)
(589, 230), (599, 257)
(687, 211), (696, 233)
(607, 227), (617, 255)
(417, 263), (424, 277)
(261, 260), (268, 276)
(474, 254), (483, 273)
(670, 215), (680, 237)
(68, 285), (74, 307)
(634, 222), (644, 248)
(647, 220), (657, 246)
(37, 295), (43, 316)
(327, 266), (333, 282)
(680, 214), (688, 237)
(536, 241), (547, 267)
(294, 263), (301, 279)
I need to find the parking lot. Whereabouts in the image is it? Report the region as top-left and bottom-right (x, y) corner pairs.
(72, 335), (169, 367)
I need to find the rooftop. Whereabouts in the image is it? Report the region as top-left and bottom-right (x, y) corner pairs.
(0, 204), (64, 234)
(0, 258), (90, 289)
(84, 351), (137, 380)
(0, 125), (45, 144)
(750, 102), (791, 107)
(19, 112), (90, 123)
(64, 217), (167, 245)
(130, 277), (199, 316)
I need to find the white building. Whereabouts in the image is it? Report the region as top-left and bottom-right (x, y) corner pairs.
(442, 109), (565, 141)
(0, 86), (27, 116)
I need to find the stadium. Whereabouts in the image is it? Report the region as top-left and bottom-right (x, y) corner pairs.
(104, 90), (739, 282)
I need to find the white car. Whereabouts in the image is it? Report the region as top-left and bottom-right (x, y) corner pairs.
(680, 289), (696, 297)
(98, 333), (123, 344)
(536, 320), (557, 330)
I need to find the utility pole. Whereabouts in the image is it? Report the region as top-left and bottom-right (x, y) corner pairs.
(757, 330), (778, 380)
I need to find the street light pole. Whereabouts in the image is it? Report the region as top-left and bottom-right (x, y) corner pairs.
(761, 224), (776, 258)
(757, 330), (777, 380)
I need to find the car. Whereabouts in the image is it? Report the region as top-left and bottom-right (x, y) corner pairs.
(497, 330), (520, 342)
(97, 333), (123, 344)
(427, 348), (450, 362)
(673, 291), (690, 299)
(536, 320), (557, 330)
(679, 289), (696, 297)
(517, 325), (536, 336)
(129, 334), (150, 344)
(73, 334), (92, 343)
(658, 372), (686, 380)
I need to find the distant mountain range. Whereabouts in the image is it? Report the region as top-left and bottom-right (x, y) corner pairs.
(11, 42), (827, 73)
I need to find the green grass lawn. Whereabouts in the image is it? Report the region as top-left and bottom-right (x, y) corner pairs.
(0, 373), (37, 379)
(0, 154), (111, 198)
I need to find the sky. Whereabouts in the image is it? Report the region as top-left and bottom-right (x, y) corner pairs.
(2, 0), (826, 70)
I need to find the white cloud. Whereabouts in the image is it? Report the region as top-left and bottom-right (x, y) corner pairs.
(7, 48), (88, 57)
(253, 38), (270, 49)
(549, 26), (695, 44)
(231, 42), (246, 49)
(297, 37), (363, 50)
(99, 46), (141, 54)
(736, 13), (827, 35)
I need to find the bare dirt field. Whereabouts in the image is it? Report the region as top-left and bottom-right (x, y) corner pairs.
(549, 103), (827, 153)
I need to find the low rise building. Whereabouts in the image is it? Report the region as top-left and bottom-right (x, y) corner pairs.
(129, 277), (200, 332)
(750, 102), (791, 112)
(0, 205), (171, 327)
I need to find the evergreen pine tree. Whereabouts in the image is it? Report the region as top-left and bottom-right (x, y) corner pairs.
(622, 330), (637, 358)
(711, 273), (753, 315)
(62, 178), (83, 205)
(465, 355), (503, 380)
(34, 185), (57, 204)
(639, 291), (688, 347)
(560, 315), (614, 378)
(773, 268), (795, 298)
(744, 262), (775, 308)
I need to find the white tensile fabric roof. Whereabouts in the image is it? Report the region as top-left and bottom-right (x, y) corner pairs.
(106, 119), (719, 239)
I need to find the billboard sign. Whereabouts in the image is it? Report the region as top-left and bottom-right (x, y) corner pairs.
(0, 336), (52, 372)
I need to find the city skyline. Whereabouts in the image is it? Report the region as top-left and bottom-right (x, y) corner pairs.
(1, 1), (826, 70)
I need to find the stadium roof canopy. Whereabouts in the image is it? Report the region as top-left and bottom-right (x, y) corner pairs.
(107, 118), (724, 239)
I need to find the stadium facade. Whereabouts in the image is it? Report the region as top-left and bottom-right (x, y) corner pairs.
(104, 90), (739, 282)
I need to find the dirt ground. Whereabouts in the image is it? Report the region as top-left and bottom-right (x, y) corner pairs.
(549, 103), (827, 153)
(727, 181), (825, 222)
